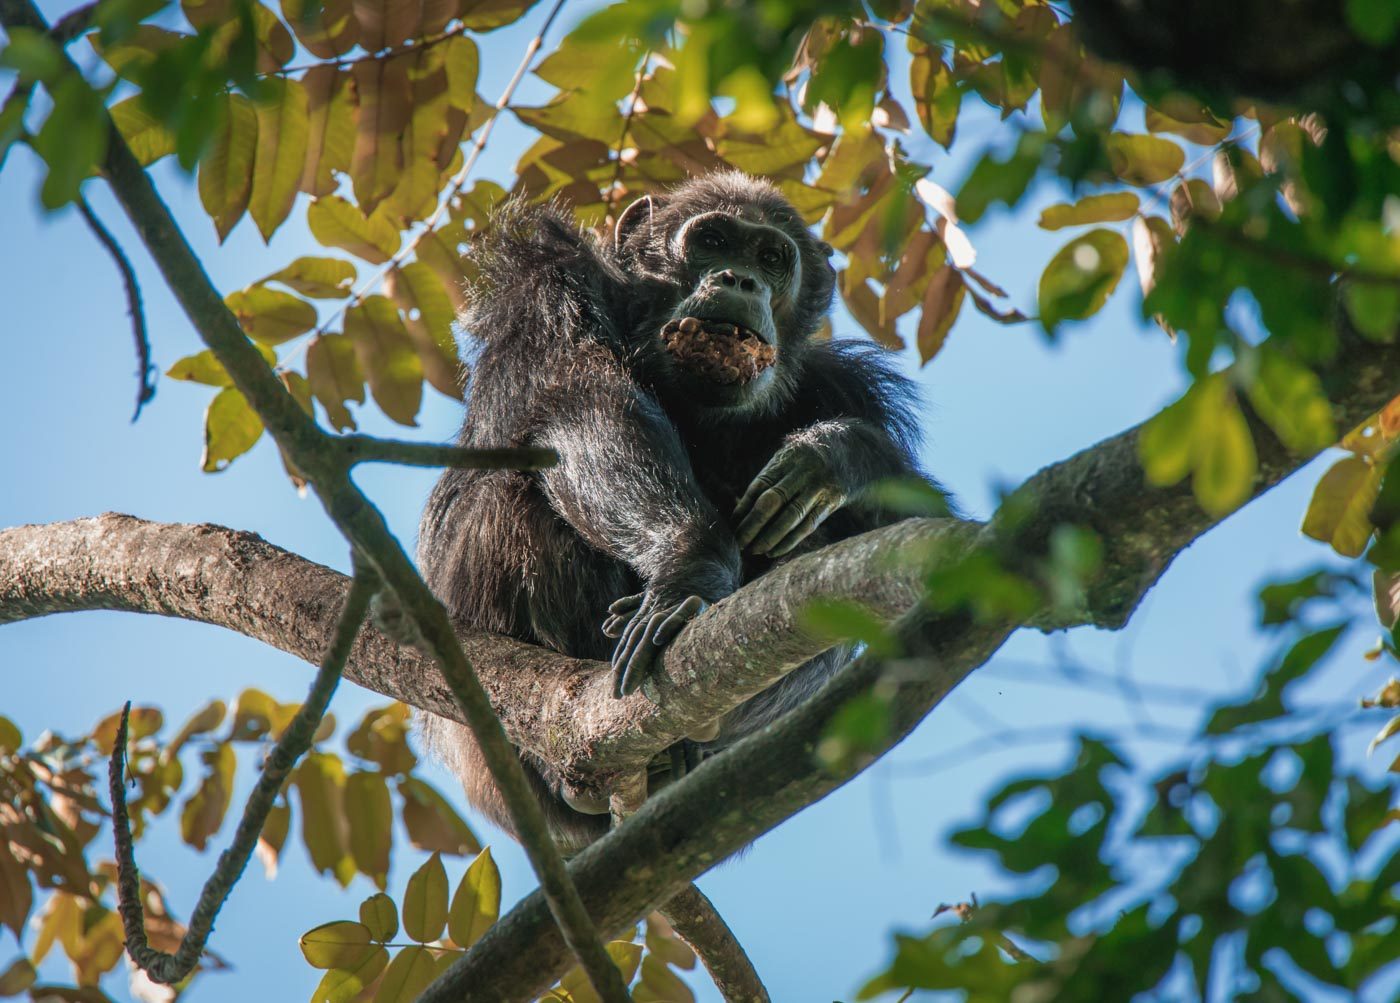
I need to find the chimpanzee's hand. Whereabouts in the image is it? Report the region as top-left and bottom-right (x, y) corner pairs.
(734, 443), (847, 557)
(602, 587), (711, 699)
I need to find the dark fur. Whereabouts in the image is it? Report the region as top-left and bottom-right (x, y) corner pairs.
(418, 172), (932, 853)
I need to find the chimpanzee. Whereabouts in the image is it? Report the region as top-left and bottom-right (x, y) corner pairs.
(417, 171), (936, 853)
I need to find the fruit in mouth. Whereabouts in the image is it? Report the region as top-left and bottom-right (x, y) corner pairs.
(660, 316), (777, 386)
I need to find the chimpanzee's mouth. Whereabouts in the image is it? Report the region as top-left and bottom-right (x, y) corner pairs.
(660, 316), (777, 386)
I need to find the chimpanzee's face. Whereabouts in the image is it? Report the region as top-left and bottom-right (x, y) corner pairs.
(614, 174), (835, 414)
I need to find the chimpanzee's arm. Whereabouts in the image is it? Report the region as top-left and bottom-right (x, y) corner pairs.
(735, 341), (944, 556)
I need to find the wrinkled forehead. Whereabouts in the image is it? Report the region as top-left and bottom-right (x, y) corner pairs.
(664, 195), (807, 241)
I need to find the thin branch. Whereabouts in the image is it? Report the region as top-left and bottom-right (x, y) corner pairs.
(76, 196), (155, 420)
(109, 560), (377, 984)
(658, 886), (769, 1003)
(337, 436), (557, 470)
(50, 1), (95, 44)
(0, 0), (627, 997)
(270, 22), (468, 77)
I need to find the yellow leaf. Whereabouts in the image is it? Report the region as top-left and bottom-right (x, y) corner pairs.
(1106, 133), (1186, 186)
(559, 941), (643, 1003)
(909, 50), (958, 148)
(402, 852), (448, 943)
(201, 387), (264, 472)
(1037, 228), (1129, 332)
(1038, 192), (1140, 230)
(312, 946), (389, 1003)
(1246, 349), (1337, 454)
(375, 945), (438, 1002)
(444, 35), (479, 112)
(179, 743), (236, 850)
(0, 847), (33, 941)
(225, 286), (318, 345)
(1144, 105), (1231, 145)
(198, 94), (258, 242)
(307, 333), (366, 432)
(1191, 380), (1257, 516)
(299, 920), (375, 970)
(164, 698), (227, 759)
(389, 45), (453, 224)
(635, 954), (695, 1003)
(350, 55), (412, 214)
(414, 224), (472, 313)
(308, 195), (401, 263)
(447, 847), (500, 948)
(250, 77), (310, 241)
(1139, 387), (1198, 486)
(300, 65), (356, 197)
(264, 256), (357, 299)
(344, 295), (423, 425)
(359, 892), (398, 942)
(0, 716), (20, 754)
(386, 263), (461, 398)
(110, 96), (176, 165)
(0, 958), (36, 995)
(294, 752), (355, 887)
(842, 280), (903, 350)
(399, 776), (481, 856)
(281, 0), (358, 59)
(345, 771), (393, 889)
(1301, 456), (1382, 557)
(168, 343), (275, 386)
(915, 264), (965, 365)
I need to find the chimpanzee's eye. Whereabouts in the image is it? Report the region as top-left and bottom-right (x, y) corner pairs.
(759, 247), (783, 268)
(698, 229), (724, 250)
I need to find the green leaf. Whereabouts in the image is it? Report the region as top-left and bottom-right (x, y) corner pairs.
(344, 295), (423, 425)
(956, 131), (1044, 223)
(909, 50), (959, 149)
(359, 893), (398, 943)
(199, 94), (259, 242)
(225, 286), (318, 345)
(0, 716), (23, 754)
(447, 847), (500, 949)
(294, 752), (355, 887)
(1038, 192), (1140, 230)
(1037, 229), (1129, 333)
(307, 195), (400, 263)
(299, 64), (355, 197)
(1193, 378), (1257, 515)
(299, 920), (375, 970)
(1343, 281), (1400, 343)
(0, 27), (63, 82)
(30, 74), (107, 209)
(1347, 0), (1400, 44)
(0, 85), (29, 173)
(401, 852), (448, 943)
(374, 945), (438, 1002)
(386, 262), (461, 398)
(201, 387), (264, 472)
(1106, 133), (1185, 186)
(249, 77), (309, 241)
(798, 598), (897, 657)
(280, 0), (358, 59)
(444, 35), (479, 112)
(350, 56), (411, 215)
(1245, 349), (1337, 454)
(110, 96), (177, 165)
(264, 256), (357, 299)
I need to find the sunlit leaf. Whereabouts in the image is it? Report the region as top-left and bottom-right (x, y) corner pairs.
(110, 95), (177, 165)
(345, 770), (392, 889)
(281, 0), (358, 58)
(225, 286), (318, 345)
(300, 65), (356, 197)
(401, 851), (448, 942)
(311, 946), (389, 1003)
(294, 752), (355, 887)
(31, 74), (107, 209)
(375, 945), (438, 1002)
(199, 94), (259, 242)
(350, 55), (411, 214)
(1106, 133), (1186, 186)
(306, 332), (365, 431)
(264, 256), (357, 299)
(1302, 456), (1383, 558)
(399, 776), (481, 856)
(386, 262), (461, 398)
(344, 295), (423, 425)
(299, 920), (375, 970)
(201, 387), (264, 472)
(915, 264), (965, 365)
(909, 49), (959, 149)
(248, 77), (310, 241)
(352, 0), (420, 51)
(360, 892), (398, 942)
(308, 195), (401, 262)
(1246, 349), (1336, 454)
(1193, 377), (1257, 516)
(1039, 192), (1139, 230)
(256, 799), (290, 878)
(447, 847), (500, 948)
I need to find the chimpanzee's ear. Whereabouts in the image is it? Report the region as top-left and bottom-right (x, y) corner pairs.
(614, 194), (662, 250)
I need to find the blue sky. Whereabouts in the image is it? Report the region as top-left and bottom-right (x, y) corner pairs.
(0, 3), (1392, 1001)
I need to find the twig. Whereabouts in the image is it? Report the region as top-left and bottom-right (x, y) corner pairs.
(271, 22), (468, 77)
(659, 885), (770, 1003)
(109, 560), (378, 983)
(338, 436), (557, 469)
(76, 196), (155, 420)
(603, 50), (651, 223)
(302, 0), (570, 346)
(49, 0), (95, 44)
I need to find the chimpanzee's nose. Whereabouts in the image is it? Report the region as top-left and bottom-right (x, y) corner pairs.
(714, 269), (759, 294)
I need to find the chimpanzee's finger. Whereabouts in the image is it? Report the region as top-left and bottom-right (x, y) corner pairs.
(607, 593), (645, 615)
(601, 613), (628, 638)
(618, 611), (667, 696)
(751, 493), (819, 555)
(653, 595), (707, 646)
(766, 498), (841, 557)
(734, 467), (778, 522)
